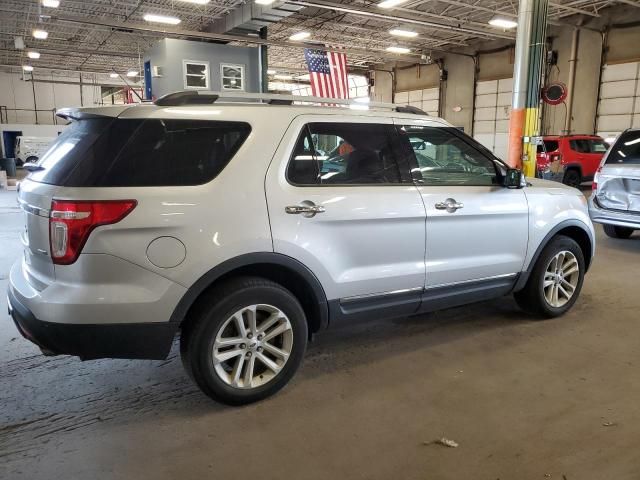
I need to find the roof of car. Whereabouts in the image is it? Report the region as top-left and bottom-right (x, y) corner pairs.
(56, 91), (449, 126)
(543, 135), (604, 139)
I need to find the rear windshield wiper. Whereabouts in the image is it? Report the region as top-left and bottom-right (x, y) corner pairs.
(23, 162), (44, 172)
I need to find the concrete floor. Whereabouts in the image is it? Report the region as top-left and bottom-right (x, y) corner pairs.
(1, 187), (640, 480)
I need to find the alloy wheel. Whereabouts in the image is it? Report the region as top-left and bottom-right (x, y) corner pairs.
(543, 250), (580, 308)
(212, 304), (293, 389)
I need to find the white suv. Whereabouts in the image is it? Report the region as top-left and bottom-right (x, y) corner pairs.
(8, 91), (595, 405)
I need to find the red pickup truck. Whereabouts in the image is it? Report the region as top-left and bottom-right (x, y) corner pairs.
(536, 135), (609, 187)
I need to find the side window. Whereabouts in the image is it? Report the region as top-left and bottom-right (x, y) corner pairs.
(569, 139), (589, 153)
(589, 139), (608, 153)
(287, 123), (404, 185)
(400, 125), (498, 186)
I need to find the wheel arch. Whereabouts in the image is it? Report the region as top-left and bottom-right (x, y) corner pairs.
(514, 220), (594, 292)
(170, 253), (329, 338)
(563, 163), (583, 178)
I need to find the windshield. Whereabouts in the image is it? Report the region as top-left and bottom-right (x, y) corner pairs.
(606, 130), (640, 165)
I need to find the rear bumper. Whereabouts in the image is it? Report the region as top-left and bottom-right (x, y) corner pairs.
(7, 287), (177, 360)
(7, 255), (186, 360)
(588, 195), (640, 229)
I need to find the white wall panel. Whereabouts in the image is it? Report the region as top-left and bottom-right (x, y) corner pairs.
(475, 80), (497, 95)
(394, 91), (408, 103)
(596, 62), (640, 138)
(394, 87), (439, 116)
(473, 78), (512, 160)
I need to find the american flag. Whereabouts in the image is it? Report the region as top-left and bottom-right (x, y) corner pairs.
(304, 48), (349, 99)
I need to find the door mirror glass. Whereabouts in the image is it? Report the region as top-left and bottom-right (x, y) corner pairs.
(504, 168), (524, 189)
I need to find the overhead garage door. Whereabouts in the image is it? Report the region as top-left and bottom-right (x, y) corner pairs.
(596, 62), (640, 140)
(473, 78), (513, 161)
(394, 87), (439, 116)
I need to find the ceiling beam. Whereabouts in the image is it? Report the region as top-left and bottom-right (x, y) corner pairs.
(283, 0), (516, 39)
(44, 11), (429, 62)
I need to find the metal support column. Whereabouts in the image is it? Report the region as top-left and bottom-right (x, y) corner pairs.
(259, 27), (269, 93)
(507, 0), (549, 175)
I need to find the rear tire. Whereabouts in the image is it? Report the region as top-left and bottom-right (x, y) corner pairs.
(603, 224), (634, 239)
(181, 277), (307, 405)
(514, 235), (585, 318)
(562, 169), (581, 188)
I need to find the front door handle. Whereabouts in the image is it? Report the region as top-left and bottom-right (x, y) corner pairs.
(435, 198), (464, 213)
(285, 201), (326, 218)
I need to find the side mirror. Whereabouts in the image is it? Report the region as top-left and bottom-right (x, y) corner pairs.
(504, 168), (524, 189)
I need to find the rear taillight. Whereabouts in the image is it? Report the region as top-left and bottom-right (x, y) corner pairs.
(592, 166), (602, 191)
(49, 200), (137, 265)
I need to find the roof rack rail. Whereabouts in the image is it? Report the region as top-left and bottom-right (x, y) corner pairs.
(155, 91), (219, 106)
(153, 90), (431, 116)
(395, 105), (427, 115)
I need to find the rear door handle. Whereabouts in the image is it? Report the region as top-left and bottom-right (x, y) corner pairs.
(435, 198), (464, 213)
(285, 201), (326, 218)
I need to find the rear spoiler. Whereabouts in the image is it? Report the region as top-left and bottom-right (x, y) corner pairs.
(56, 105), (137, 121)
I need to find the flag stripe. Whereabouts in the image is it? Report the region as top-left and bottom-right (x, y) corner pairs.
(304, 48), (349, 100)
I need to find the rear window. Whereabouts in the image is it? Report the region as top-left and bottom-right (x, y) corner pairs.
(606, 130), (640, 165)
(29, 118), (251, 186)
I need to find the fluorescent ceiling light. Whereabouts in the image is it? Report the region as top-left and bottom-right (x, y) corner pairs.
(386, 46), (410, 54)
(23, 65), (34, 72)
(488, 17), (517, 29)
(42, 0), (60, 7)
(255, 0), (276, 4)
(389, 28), (418, 38)
(27, 51), (40, 59)
(127, 70), (138, 77)
(267, 69), (276, 74)
(32, 29), (48, 39)
(378, 0), (409, 9)
(289, 31), (310, 41)
(143, 14), (181, 25)
(176, 0), (211, 3)
(109, 72), (119, 78)
(274, 74), (293, 80)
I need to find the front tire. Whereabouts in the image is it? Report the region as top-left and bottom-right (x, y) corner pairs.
(603, 224), (634, 239)
(514, 235), (585, 318)
(181, 277), (308, 405)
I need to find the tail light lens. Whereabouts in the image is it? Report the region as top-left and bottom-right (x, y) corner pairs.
(49, 200), (137, 265)
(593, 166), (602, 191)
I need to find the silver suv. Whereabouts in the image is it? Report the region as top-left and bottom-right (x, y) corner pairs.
(589, 128), (640, 239)
(8, 91), (595, 405)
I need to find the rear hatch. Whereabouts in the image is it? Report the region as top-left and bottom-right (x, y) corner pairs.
(18, 105), (252, 288)
(596, 129), (640, 213)
(17, 109), (128, 289)
(18, 180), (58, 289)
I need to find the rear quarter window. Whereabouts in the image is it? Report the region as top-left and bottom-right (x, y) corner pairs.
(29, 118), (251, 187)
(606, 130), (640, 165)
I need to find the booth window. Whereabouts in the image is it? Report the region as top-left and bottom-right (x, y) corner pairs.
(183, 60), (209, 89)
(221, 64), (245, 91)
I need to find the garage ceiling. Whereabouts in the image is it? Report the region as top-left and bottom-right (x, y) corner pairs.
(0, 0), (629, 76)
